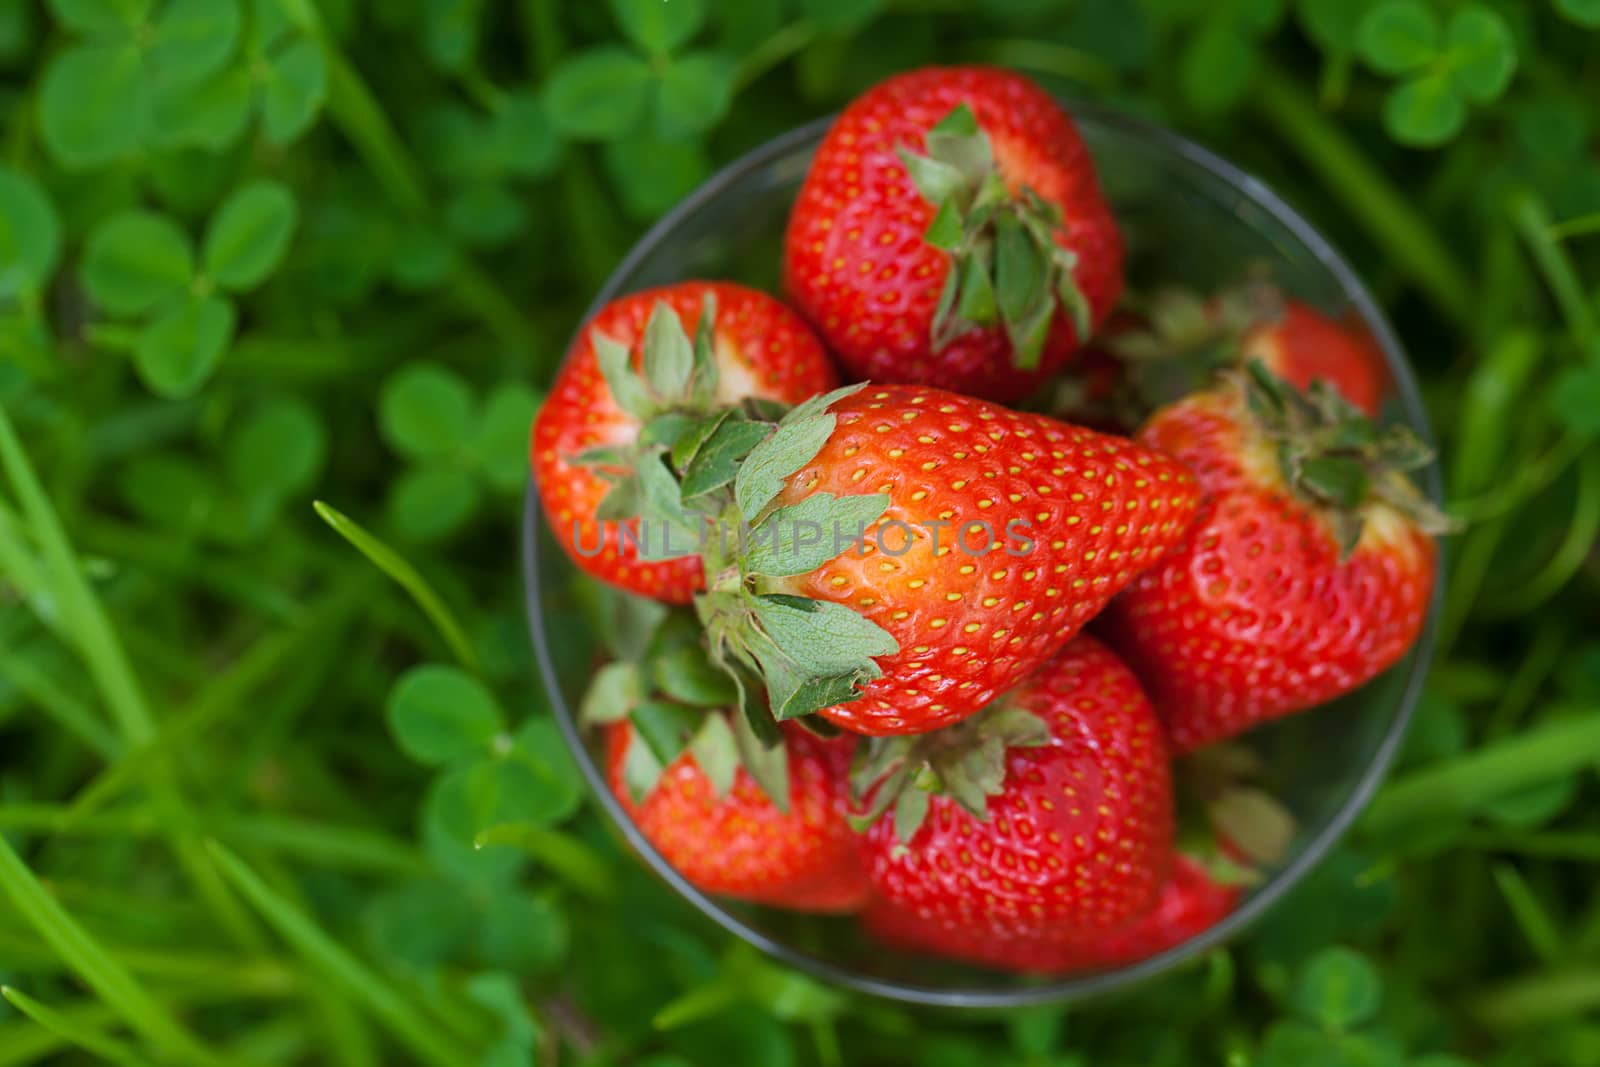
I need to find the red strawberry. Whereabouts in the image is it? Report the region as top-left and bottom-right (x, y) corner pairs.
(853, 635), (1173, 943)
(679, 383), (1201, 737)
(532, 282), (837, 603)
(784, 66), (1123, 403)
(1091, 284), (1387, 424)
(1105, 364), (1446, 753)
(864, 854), (1238, 974)
(605, 718), (867, 912)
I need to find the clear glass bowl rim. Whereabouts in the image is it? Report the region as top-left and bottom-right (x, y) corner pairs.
(521, 100), (1444, 1008)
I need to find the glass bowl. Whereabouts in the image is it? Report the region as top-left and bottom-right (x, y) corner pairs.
(522, 101), (1442, 1007)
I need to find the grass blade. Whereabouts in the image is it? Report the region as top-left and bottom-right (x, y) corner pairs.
(206, 841), (473, 1067)
(312, 501), (480, 671)
(0, 836), (221, 1065)
(0, 986), (162, 1067)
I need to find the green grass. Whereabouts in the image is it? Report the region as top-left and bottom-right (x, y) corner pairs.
(2, 1), (1599, 1065)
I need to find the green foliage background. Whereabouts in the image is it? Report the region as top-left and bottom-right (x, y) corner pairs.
(1, 0), (1599, 1064)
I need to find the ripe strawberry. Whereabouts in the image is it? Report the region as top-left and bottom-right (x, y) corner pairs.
(531, 282), (837, 603)
(864, 854), (1238, 975)
(1090, 283), (1387, 424)
(784, 66), (1123, 403)
(852, 635), (1173, 942)
(605, 718), (867, 912)
(1105, 364), (1446, 753)
(676, 383), (1201, 737)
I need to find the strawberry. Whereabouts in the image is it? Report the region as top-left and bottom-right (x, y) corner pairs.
(662, 383), (1202, 737)
(1089, 283), (1387, 424)
(864, 854), (1238, 975)
(851, 635), (1173, 943)
(783, 66), (1123, 403)
(604, 718), (868, 912)
(531, 281), (837, 603)
(1105, 363), (1447, 753)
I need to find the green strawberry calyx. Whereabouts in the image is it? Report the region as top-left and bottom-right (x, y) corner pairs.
(898, 104), (1092, 370)
(847, 702), (1051, 845)
(576, 304), (900, 750)
(1106, 279), (1285, 417)
(1242, 359), (1456, 555)
(580, 609), (795, 809)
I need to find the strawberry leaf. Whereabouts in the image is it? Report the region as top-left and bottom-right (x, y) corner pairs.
(893, 787), (931, 844)
(652, 643), (739, 707)
(733, 410), (836, 521)
(742, 492), (888, 577)
(633, 452), (704, 560)
(643, 299), (694, 402)
(629, 699), (700, 768)
(680, 417), (771, 499)
(621, 730), (666, 804)
(689, 292), (719, 407)
(897, 148), (967, 206)
(730, 696), (789, 810)
(668, 409), (733, 470)
(687, 713), (739, 798)
(579, 661), (643, 726)
(593, 330), (653, 420)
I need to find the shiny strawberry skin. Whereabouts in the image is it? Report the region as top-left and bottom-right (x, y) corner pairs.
(605, 721), (867, 912)
(771, 384), (1201, 736)
(860, 636), (1173, 941)
(1244, 301), (1386, 417)
(1106, 386), (1437, 753)
(532, 282), (838, 603)
(783, 66), (1123, 403)
(865, 854), (1236, 974)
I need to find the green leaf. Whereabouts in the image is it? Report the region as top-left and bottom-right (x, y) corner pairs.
(150, 64), (253, 150)
(421, 0), (483, 73)
(227, 396), (326, 497)
(688, 712), (739, 796)
(473, 383), (541, 491)
(681, 418), (771, 499)
(743, 492), (888, 577)
(653, 644), (739, 706)
(478, 893), (568, 973)
(82, 210), (194, 315)
(1255, 1021), (1346, 1067)
(593, 331), (654, 420)
(1357, 0), (1437, 75)
(387, 663), (505, 766)
(655, 50), (736, 137)
(1556, 0), (1600, 26)
(493, 90), (562, 179)
(366, 879), (475, 967)
(1549, 365), (1600, 439)
(609, 0), (706, 54)
(380, 361), (476, 459)
(546, 47), (653, 140)
(390, 464), (482, 542)
(1442, 5), (1515, 103)
(148, 0), (241, 86)
(734, 409), (838, 522)
(261, 37), (328, 144)
(0, 169), (61, 299)
(643, 299), (695, 401)
(1180, 21), (1259, 113)
(133, 294), (236, 398)
(1292, 947), (1382, 1031)
(445, 183), (527, 248)
(1383, 74), (1465, 146)
(38, 41), (147, 168)
(47, 0), (151, 33)
(203, 180), (299, 291)
(603, 134), (711, 221)
(581, 661), (644, 726)
(469, 720), (583, 832)
(799, 0), (884, 32)
(1296, 0), (1373, 51)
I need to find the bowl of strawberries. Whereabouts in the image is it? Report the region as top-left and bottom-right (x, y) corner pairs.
(523, 66), (1446, 1005)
